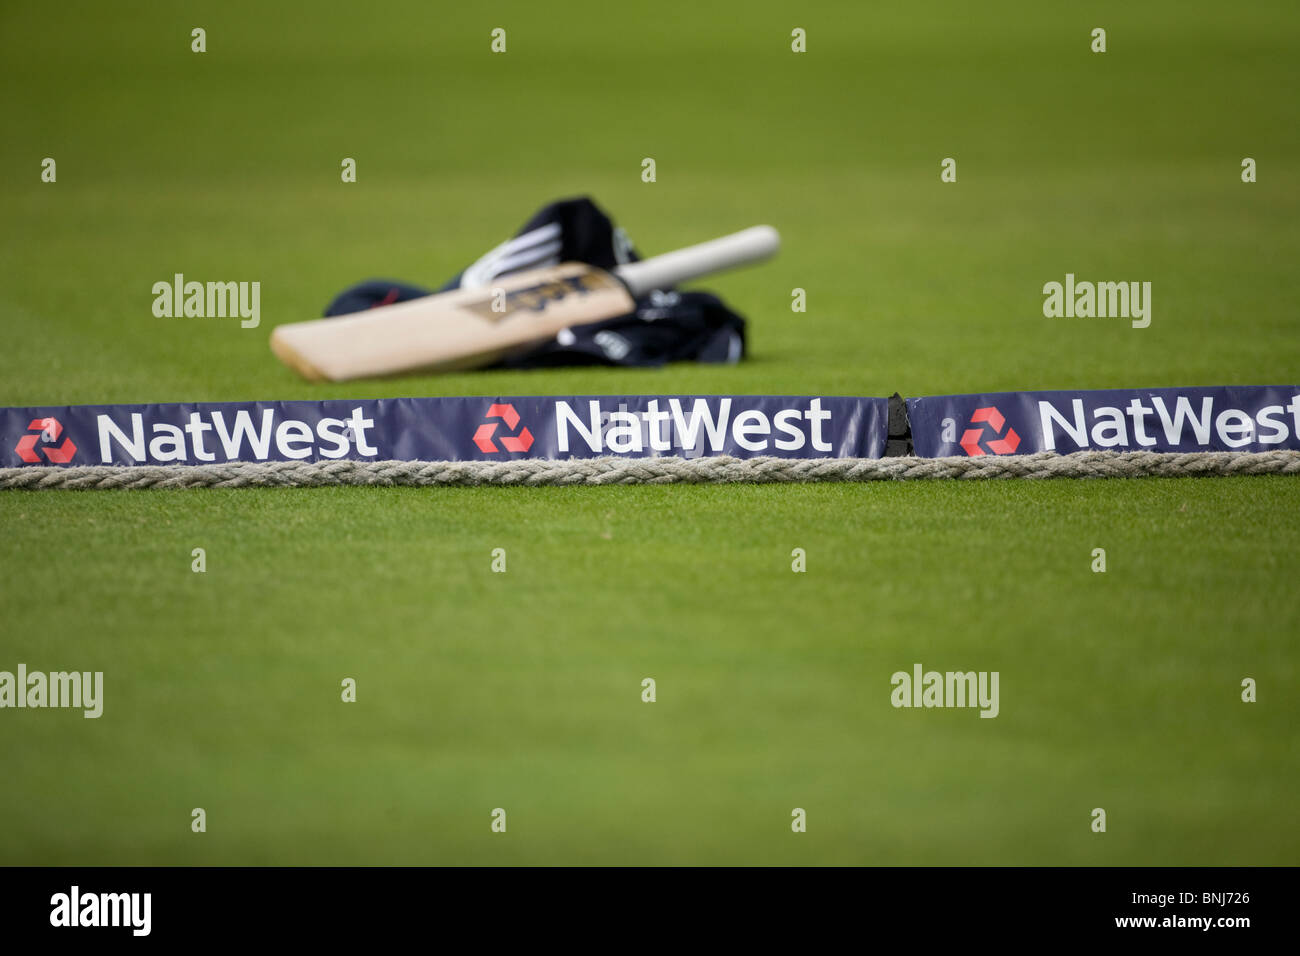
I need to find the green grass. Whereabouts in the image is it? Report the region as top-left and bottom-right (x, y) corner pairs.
(2, 479), (1297, 864)
(1, 0), (1299, 864)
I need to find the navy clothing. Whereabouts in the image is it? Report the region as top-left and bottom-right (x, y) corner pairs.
(323, 198), (747, 369)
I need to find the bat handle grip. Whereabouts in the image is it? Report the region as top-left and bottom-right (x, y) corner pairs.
(613, 225), (780, 296)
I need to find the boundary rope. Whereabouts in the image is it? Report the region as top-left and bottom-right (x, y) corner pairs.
(3, 450), (1299, 490)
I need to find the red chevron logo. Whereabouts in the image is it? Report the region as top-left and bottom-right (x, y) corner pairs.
(14, 417), (78, 464)
(959, 406), (1020, 456)
(473, 403), (534, 454)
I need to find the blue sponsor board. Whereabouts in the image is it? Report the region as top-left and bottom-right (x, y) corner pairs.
(1, 395), (889, 467)
(908, 386), (1300, 457)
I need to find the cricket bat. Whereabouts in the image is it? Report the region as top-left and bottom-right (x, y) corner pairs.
(270, 225), (780, 381)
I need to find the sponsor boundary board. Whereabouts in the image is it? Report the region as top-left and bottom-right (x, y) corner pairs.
(1, 396), (888, 467)
(907, 386), (1300, 457)
(3, 387), (1298, 470)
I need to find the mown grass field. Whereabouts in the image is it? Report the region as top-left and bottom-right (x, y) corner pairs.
(1, 1), (1298, 864)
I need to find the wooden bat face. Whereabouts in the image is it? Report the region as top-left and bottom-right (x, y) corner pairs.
(270, 263), (634, 381)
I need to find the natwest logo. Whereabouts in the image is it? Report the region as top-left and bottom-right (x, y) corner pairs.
(474, 403), (534, 454)
(555, 398), (834, 455)
(15, 417), (77, 463)
(959, 406), (1020, 456)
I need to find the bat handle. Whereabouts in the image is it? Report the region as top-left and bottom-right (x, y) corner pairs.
(613, 225), (780, 296)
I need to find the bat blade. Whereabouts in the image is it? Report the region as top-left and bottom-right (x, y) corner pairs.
(270, 263), (633, 381)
